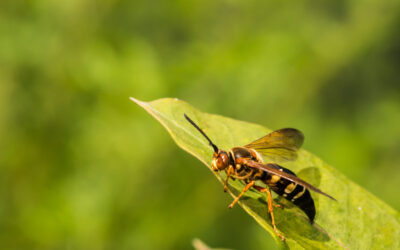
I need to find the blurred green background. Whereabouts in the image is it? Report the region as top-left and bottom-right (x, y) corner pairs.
(1, 0), (399, 249)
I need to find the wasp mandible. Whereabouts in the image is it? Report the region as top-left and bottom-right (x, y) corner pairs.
(184, 114), (336, 241)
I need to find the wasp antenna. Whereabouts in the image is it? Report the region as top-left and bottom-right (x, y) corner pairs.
(184, 114), (219, 153)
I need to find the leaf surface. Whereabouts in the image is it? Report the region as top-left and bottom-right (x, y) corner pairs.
(131, 97), (400, 249)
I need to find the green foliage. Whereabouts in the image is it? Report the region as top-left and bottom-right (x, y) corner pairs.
(133, 97), (400, 249)
(1, 0), (400, 249)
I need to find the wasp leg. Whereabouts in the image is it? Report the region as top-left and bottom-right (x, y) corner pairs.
(253, 186), (284, 209)
(224, 165), (234, 192)
(256, 186), (283, 208)
(266, 188), (285, 241)
(253, 185), (266, 192)
(228, 180), (255, 209)
(253, 185), (285, 241)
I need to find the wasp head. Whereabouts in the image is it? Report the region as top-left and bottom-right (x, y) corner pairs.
(184, 114), (229, 171)
(212, 150), (229, 171)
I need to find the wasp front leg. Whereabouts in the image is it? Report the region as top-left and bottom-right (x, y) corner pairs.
(224, 165), (234, 192)
(228, 180), (255, 209)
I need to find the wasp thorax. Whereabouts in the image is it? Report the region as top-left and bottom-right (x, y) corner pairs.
(211, 150), (229, 171)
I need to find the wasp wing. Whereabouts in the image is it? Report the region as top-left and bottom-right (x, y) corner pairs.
(244, 128), (304, 161)
(238, 159), (336, 201)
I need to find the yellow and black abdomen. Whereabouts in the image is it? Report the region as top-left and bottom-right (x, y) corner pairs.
(262, 166), (316, 223)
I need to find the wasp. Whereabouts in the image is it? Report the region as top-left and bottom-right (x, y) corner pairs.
(184, 114), (336, 241)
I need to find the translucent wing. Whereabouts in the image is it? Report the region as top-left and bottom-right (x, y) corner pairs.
(244, 128), (304, 161)
(237, 158), (336, 201)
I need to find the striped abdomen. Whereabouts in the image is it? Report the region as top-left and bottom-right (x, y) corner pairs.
(262, 166), (316, 223)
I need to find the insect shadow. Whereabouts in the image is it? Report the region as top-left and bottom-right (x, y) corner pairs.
(232, 167), (330, 243)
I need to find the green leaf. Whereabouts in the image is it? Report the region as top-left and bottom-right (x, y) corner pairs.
(131, 97), (400, 249)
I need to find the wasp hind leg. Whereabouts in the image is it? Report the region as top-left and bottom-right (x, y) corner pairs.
(272, 202), (283, 209)
(228, 180), (255, 209)
(253, 186), (283, 209)
(254, 185), (285, 241)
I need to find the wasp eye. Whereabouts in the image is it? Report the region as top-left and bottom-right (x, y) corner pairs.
(216, 152), (229, 169)
(212, 151), (229, 170)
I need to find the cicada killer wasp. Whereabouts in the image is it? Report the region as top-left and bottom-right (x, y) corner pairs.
(184, 114), (336, 241)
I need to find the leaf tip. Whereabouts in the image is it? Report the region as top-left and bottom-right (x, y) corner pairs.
(130, 97), (147, 108)
(129, 97), (139, 103)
